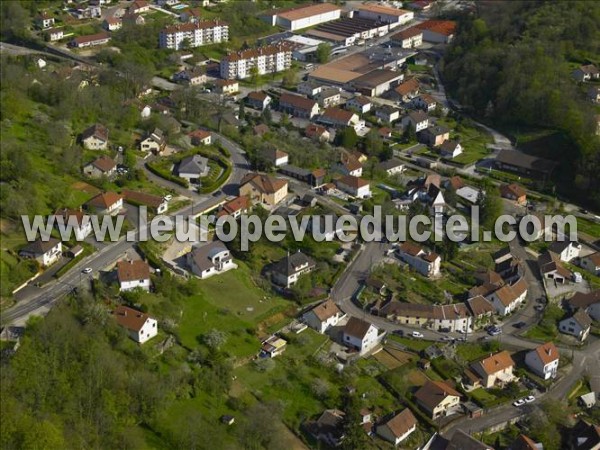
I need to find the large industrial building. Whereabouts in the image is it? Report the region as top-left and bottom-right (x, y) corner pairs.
(220, 43), (292, 79)
(159, 20), (229, 50)
(356, 3), (414, 28)
(305, 16), (391, 47)
(261, 3), (341, 31)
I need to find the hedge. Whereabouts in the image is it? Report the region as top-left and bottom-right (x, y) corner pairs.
(146, 162), (189, 188)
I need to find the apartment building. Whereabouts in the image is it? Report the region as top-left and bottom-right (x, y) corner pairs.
(220, 43), (292, 79)
(159, 20), (229, 50)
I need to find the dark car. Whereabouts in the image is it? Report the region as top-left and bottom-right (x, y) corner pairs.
(393, 329), (404, 337)
(513, 321), (527, 329)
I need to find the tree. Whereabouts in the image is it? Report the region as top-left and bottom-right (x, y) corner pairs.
(261, 107), (272, 124)
(282, 66), (299, 89)
(364, 129), (383, 156)
(203, 329), (228, 350)
(238, 102), (246, 121)
(249, 66), (260, 89)
(336, 127), (358, 149)
(477, 180), (502, 230)
(341, 394), (369, 450)
(316, 43), (331, 64)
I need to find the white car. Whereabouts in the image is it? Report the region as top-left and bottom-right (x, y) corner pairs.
(164, 194), (173, 202)
(524, 395), (535, 403)
(412, 331), (424, 338)
(513, 399), (526, 407)
(82, 267), (93, 274)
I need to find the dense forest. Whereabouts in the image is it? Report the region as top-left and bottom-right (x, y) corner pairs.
(442, 0), (600, 207)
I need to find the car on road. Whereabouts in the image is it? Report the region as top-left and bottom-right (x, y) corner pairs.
(164, 194), (173, 202)
(513, 399), (526, 407)
(393, 329), (404, 337)
(441, 336), (454, 342)
(488, 326), (502, 336)
(580, 209), (589, 215)
(412, 331), (424, 338)
(513, 321), (527, 329)
(535, 304), (545, 311)
(212, 190), (222, 197)
(82, 267), (93, 274)
(524, 395), (535, 403)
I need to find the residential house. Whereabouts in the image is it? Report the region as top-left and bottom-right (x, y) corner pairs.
(376, 105), (401, 124)
(396, 241), (441, 278)
(246, 91), (271, 110)
(405, 174), (446, 214)
(390, 27), (423, 48)
(19, 238), (62, 267)
(85, 192), (123, 216)
(486, 277), (528, 315)
(253, 124), (270, 137)
(271, 251), (316, 288)
(412, 93), (437, 112)
(122, 12), (145, 26)
(509, 434), (544, 450)
(319, 107), (363, 131)
(113, 305), (157, 344)
(316, 88), (341, 108)
(214, 79), (239, 95)
(336, 175), (371, 198)
(500, 183), (527, 205)
(538, 251), (572, 284)
(102, 17), (122, 31)
(572, 64), (600, 82)
(122, 190), (168, 214)
(346, 95), (372, 114)
(173, 68), (207, 85)
(81, 124), (109, 150)
(187, 241), (236, 279)
(402, 110), (429, 132)
(565, 290), (600, 321)
(279, 165), (326, 187)
(306, 409), (346, 448)
(52, 209), (92, 241)
(566, 420), (600, 450)
(72, 5), (102, 20)
(117, 260), (151, 292)
(239, 173), (288, 207)
(548, 241), (581, 262)
(261, 148), (289, 167)
(69, 32), (111, 48)
(35, 11), (55, 29)
(217, 196), (250, 219)
(581, 252), (600, 276)
(188, 129), (212, 146)
(305, 124), (330, 142)
(432, 304), (472, 333)
(129, 0), (150, 14)
(260, 335), (287, 358)
(439, 140), (462, 159)
(415, 20), (457, 44)
(83, 156), (117, 178)
(588, 86), (600, 104)
(45, 27), (64, 42)
(394, 78), (420, 103)
(343, 317), (380, 354)
(140, 128), (166, 153)
(377, 159), (405, 176)
(279, 93), (320, 118)
(559, 309), (593, 341)
(415, 380), (461, 419)
(379, 127), (393, 140)
(376, 409), (417, 446)
(525, 342), (559, 380)
(440, 430), (494, 450)
(466, 295), (496, 324)
(177, 155), (209, 181)
(303, 299), (345, 333)
(336, 153), (363, 177)
(470, 351), (516, 388)
(419, 125), (450, 147)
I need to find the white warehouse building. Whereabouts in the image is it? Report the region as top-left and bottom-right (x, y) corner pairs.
(356, 4), (414, 29)
(262, 3), (341, 31)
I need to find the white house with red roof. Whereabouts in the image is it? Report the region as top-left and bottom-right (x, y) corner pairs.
(335, 175), (370, 198)
(525, 342), (559, 380)
(113, 305), (157, 344)
(117, 260), (151, 292)
(303, 299), (345, 333)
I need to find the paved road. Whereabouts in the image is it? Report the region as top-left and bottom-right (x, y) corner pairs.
(1, 133), (249, 326)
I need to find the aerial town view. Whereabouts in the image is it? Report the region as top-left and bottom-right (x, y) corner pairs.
(0, 0), (599, 449)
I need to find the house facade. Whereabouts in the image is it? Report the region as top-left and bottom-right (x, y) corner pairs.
(159, 20), (229, 50)
(187, 241), (236, 279)
(19, 238), (62, 267)
(81, 124), (109, 150)
(117, 260), (151, 292)
(239, 173), (288, 207)
(303, 299), (345, 333)
(220, 43), (292, 79)
(581, 252), (600, 276)
(415, 380), (461, 419)
(343, 317), (380, 353)
(83, 156), (117, 178)
(471, 351), (516, 388)
(376, 409), (417, 446)
(279, 93), (320, 118)
(85, 192), (123, 216)
(525, 342), (559, 380)
(559, 310), (592, 341)
(336, 175), (371, 198)
(271, 251), (316, 287)
(396, 242), (441, 278)
(113, 306), (157, 344)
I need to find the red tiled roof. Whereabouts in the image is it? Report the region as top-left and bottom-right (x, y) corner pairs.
(416, 20), (457, 36)
(86, 191), (122, 209)
(113, 305), (152, 332)
(117, 260), (150, 283)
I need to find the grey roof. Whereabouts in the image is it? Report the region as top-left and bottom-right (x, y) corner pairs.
(178, 154), (208, 176)
(446, 430), (493, 450)
(272, 251), (316, 277)
(189, 241), (230, 272)
(21, 237), (60, 255)
(377, 158), (403, 171)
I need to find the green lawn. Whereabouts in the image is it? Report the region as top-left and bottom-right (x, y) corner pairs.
(437, 117), (493, 166)
(177, 263), (292, 357)
(576, 217), (600, 239)
(469, 388), (502, 408)
(456, 341), (501, 362)
(524, 303), (564, 340)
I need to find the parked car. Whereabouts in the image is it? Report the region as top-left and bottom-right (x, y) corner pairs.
(488, 327), (502, 336)
(412, 331), (424, 338)
(513, 399), (526, 407)
(513, 321), (527, 329)
(164, 194), (173, 202)
(82, 267), (93, 274)
(524, 395), (535, 403)
(393, 329), (404, 337)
